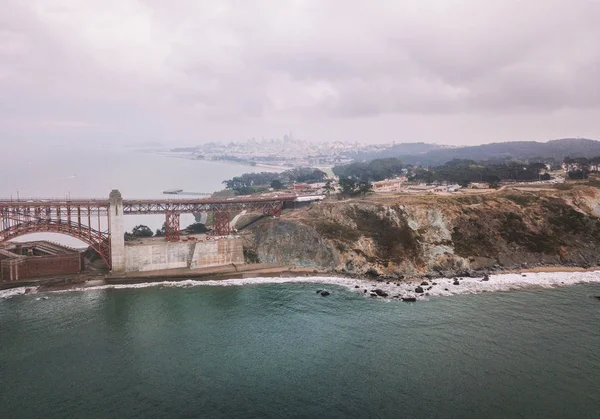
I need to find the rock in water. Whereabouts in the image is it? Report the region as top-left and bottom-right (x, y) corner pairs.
(482, 274), (490, 282)
(402, 297), (417, 302)
(320, 291), (330, 297)
(421, 281), (429, 286)
(354, 285), (360, 289)
(316, 290), (322, 294)
(415, 286), (424, 294)
(593, 296), (600, 301)
(453, 280), (460, 286)
(374, 289), (388, 297)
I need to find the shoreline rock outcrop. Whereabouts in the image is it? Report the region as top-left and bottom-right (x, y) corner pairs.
(243, 185), (600, 279)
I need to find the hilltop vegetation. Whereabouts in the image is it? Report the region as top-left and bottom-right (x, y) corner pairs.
(346, 142), (444, 161)
(332, 157), (550, 186)
(410, 159), (549, 186)
(333, 158), (405, 182)
(356, 138), (600, 166)
(223, 167), (327, 195)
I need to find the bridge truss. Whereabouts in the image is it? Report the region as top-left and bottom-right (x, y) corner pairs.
(0, 195), (295, 269)
(122, 196), (292, 237)
(0, 200), (111, 267)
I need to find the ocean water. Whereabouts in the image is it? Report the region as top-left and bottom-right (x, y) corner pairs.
(1, 278), (600, 418)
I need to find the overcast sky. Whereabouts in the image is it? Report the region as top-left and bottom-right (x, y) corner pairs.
(1, 0), (599, 147)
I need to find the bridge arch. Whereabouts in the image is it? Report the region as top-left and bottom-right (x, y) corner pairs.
(0, 220), (111, 268)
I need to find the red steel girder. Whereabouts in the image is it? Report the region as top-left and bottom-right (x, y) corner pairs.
(165, 211), (180, 242)
(262, 202), (283, 217)
(0, 202), (111, 268)
(0, 219), (110, 268)
(121, 195), (296, 215)
(211, 211), (231, 236)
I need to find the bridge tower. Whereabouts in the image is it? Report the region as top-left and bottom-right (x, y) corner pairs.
(109, 189), (125, 272)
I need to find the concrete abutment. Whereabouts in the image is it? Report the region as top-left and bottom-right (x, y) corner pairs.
(108, 189), (244, 274)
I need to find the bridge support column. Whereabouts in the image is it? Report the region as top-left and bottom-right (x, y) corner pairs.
(211, 211), (231, 236)
(109, 189), (125, 272)
(263, 203), (283, 217)
(165, 211), (180, 242)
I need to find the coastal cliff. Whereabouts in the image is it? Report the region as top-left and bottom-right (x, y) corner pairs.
(242, 185), (600, 278)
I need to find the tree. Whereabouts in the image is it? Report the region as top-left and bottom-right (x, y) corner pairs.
(222, 167), (327, 195)
(339, 177), (358, 195)
(333, 158), (404, 182)
(130, 224), (154, 237)
(185, 222), (209, 234)
(155, 222), (166, 237)
(568, 170), (588, 180)
(338, 177), (372, 196)
(323, 180), (334, 196)
(528, 162), (547, 180)
(270, 179), (284, 190)
(281, 167), (328, 183)
(358, 181), (373, 195)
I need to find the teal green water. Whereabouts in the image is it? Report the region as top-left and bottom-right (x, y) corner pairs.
(1, 282), (600, 418)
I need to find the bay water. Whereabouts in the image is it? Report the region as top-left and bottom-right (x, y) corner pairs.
(0, 144), (277, 243)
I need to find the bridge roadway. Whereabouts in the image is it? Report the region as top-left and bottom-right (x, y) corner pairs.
(0, 190), (299, 271)
(0, 194), (297, 213)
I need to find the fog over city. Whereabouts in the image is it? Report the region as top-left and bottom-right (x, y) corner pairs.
(1, 0), (599, 147)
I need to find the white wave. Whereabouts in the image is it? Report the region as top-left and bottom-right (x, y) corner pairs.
(54, 276), (363, 293)
(0, 287), (34, 299)
(342, 270), (600, 300)
(4, 270), (600, 301)
(50, 270), (600, 299)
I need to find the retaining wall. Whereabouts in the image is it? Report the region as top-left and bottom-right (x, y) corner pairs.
(1, 253), (82, 281)
(125, 238), (244, 273)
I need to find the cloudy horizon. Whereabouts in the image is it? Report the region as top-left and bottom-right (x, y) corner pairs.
(1, 0), (599, 147)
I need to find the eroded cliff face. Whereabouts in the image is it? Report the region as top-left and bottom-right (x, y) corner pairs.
(244, 186), (600, 277)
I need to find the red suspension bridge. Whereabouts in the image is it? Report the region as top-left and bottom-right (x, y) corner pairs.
(0, 191), (298, 270)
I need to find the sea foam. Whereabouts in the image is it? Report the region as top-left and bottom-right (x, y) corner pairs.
(0, 287), (32, 299)
(2, 270), (600, 300)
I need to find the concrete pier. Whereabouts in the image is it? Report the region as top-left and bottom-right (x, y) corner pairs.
(109, 190), (126, 272)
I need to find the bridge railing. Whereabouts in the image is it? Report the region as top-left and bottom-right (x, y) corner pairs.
(0, 194), (300, 204)
(0, 197), (110, 204)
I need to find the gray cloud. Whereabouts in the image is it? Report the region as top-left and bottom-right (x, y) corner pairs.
(1, 0), (599, 145)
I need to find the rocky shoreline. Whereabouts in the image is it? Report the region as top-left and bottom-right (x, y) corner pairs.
(242, 186), (600, 284)
(2, 263), (600, 302)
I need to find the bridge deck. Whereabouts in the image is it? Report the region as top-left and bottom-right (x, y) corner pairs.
(0, 194), (297, 207)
